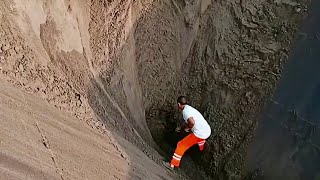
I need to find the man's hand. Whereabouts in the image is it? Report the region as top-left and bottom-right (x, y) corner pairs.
(186, 117), (195, 129)
(184, 128), (190, 132)
(175, 127), (181, 132)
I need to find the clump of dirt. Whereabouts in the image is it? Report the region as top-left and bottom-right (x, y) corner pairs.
(0, 0), (308, 179)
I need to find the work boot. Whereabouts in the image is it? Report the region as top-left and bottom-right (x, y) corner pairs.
(162, 161), (174, 171)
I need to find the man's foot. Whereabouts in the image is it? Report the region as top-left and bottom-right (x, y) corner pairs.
(162, 161), (174, 170)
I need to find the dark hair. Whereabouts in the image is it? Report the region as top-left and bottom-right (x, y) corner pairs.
(177, 96), (188, 105)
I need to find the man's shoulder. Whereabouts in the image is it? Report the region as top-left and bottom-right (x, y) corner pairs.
(184, 105), (205, 119)
(186, 105), (199, 111)
(183, 105), (196, 115)
(185, 105), (194, 109)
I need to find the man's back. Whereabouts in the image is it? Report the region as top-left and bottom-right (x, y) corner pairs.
(182, 105), (211, 139)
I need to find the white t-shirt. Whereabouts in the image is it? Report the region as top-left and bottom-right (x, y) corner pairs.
(182, 105), (211, 139)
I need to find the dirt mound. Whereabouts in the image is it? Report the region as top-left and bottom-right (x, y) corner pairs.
(0, 0), (307, 179)
(0, 79), (178, 179)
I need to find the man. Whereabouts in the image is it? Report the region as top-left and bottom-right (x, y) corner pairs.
(163, 96), (211, 170)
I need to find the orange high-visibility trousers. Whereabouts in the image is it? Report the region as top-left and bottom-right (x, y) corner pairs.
(170, 133), (206, 167)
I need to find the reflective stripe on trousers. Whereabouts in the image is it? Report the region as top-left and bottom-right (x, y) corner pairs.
(170, 133), (205, 167)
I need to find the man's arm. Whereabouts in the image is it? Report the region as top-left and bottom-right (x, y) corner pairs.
(185, 117), (195, 130)
(175, 116), (184, 131)
(176, 117), (195, 132)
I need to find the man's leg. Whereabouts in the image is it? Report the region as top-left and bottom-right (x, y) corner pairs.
(197, 140), (206, 151)
(170, 133), (203, 167)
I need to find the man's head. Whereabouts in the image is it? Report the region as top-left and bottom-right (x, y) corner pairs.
(177, 96), (188, 110)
